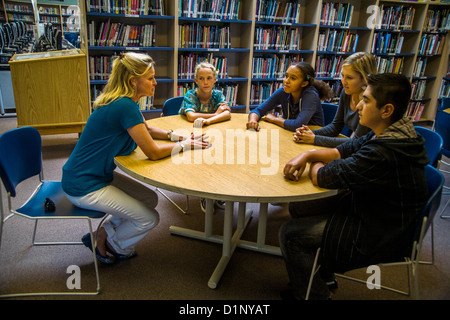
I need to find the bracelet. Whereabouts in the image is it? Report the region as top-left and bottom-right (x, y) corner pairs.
(167, 129), (173, 140)
(177, 141), (185, 152)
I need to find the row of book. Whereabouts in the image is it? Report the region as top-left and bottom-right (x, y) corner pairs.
(254, 26), (301, 51)
(91, 83), (154, 110)
(439, 79), (450, 98)
(178, 53), (228, 79)
(376, 56), (404, 74)
(375, 5), (415, 30)
(179, 23), (231, 49)
(418, 34), (444, 55)
(4, 2), (32, 13)
(179, 0), (240, 20)
(423, 9), (450, 32)
(413, 57), (428, 78)
(315, 55), (344, 79)
(87, 0), (165, 15)
(88, 20), (156, 47)
(371, 32), (404, 55)
(320, 2), (353, 27)
(411, 80), (427, 100)
(89, 55), (117, 80)
(255, 0), (301, 24)
(250, 81), (282, 105)
(251, 54), (301, 79)
(317, 29), (359, 53)
(405, 101), (424, 121)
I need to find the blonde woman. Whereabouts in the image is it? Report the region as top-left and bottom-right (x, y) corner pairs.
(294, 52), (377, 147)
(62, 52), (209, 264)
(179, 62), (231, 127)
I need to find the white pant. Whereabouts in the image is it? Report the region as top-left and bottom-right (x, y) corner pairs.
(66, 185), (159, 255)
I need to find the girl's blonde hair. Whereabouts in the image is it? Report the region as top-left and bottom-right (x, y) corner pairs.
(194, 62), (218, 79)
(342, 52), (377, 84)
(93, 52), (154, 109)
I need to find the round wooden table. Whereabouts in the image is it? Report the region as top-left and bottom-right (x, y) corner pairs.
(115, 113), (336, 288)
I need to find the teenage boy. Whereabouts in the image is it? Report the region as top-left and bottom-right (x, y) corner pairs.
(279, 73), (430, 300)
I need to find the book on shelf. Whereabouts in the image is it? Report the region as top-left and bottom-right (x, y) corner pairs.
(179, 0), (240, 20)
(371, 32), (404, 55)
(216, 83), (239, 106)
(413, 57), (427, 78)
(87, 0), (165, 15)
(376, 5), (415, 30)
(250, 81), (282, 105)
(179, 23), (230, 49)
(406, 101), (424, 121)
(88, 19), (156, 47)
(423, 8), (450, 32)
(320, 2), (353, 27)
(255, 0), (301, 24)
(252, 54), (301, 79)
(375, 56), (404, 74)
(439, 79), (450, 98)
(315, 55), (343, 78)
(317, 29), (358, 53)
(418, 34), (444, 55)
(254, 25), (301, 50)
(178, 52), (228, 79)
(411, 80), (427, 100)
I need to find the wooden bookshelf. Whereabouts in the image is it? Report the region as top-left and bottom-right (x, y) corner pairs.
(80, 0), (450, 122)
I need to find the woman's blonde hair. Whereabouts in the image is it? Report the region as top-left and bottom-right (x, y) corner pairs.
(93, 52), (154, 109)
(342, 52), (377, 84)
(194, 62), (218, 79)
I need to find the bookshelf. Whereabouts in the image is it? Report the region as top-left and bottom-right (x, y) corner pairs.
(80, 0), (450, 122)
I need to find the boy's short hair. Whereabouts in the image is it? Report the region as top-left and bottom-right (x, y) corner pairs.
(367, 73), (411, 122)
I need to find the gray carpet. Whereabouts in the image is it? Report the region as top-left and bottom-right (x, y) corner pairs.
(1, 116), (450, 302)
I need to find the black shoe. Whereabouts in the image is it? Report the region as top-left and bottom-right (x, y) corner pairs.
(81, 233), (115, 265)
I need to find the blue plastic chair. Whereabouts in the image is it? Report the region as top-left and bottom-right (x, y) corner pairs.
(321, 103), (353, 137)
(434, 110), (450, 218)
(414, 126), (443, 168)
(321, 103), (338, 126)
(162, 96), (184, 116)
(306, 164), (444, 300)
(0, 126), (108, 297)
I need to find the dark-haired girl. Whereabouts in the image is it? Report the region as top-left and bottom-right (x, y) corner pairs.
(246, 61), (333, 132)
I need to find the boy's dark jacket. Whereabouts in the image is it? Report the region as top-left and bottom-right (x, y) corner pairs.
(317, 119), (429, 273)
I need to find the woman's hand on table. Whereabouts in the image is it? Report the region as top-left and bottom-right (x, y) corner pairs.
(294, 125), (315, 144)
(283, 153), (308, 181)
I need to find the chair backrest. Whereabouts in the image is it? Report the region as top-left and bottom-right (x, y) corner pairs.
(321, 103), (338, 126)
(0, 126), (42, 197)
(162, 96), (184, 116)
(414, 165), (445, 244)
(434, 110), (450, 157)
(414, 126), (443, 167)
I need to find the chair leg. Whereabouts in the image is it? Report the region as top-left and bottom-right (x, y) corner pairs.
(305, 247), (321, 300)
(156, 188), (189, 214)
(440, 197), (450, 219)
(0, 215), (109, 298)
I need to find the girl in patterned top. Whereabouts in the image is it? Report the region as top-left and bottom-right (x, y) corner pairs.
(179, 62), (231, 127)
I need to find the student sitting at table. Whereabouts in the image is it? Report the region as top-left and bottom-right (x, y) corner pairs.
(246, 61), (333, 132)
(62, 52), (210, 265)
(293, 52), (376, 147)
(280, 73), (429, 300)
(179, 62), (231, 128)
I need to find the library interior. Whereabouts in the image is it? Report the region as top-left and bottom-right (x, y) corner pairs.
(1, 0), (450, 302)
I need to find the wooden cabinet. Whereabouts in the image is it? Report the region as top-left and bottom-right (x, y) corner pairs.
(8, 49), (90, 135)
